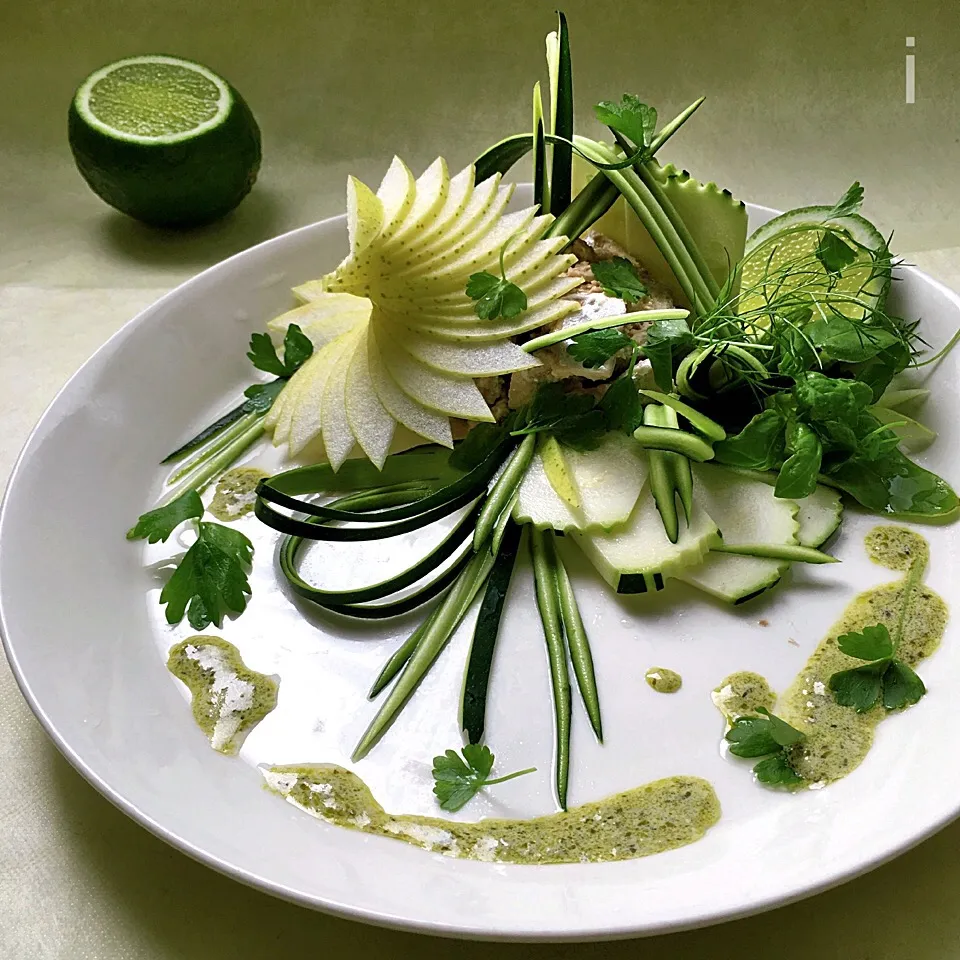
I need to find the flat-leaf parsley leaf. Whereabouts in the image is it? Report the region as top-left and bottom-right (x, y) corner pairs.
(590, 257), (648, 303)
(126, 490), (204, 543)
(431, 744), (536, 812)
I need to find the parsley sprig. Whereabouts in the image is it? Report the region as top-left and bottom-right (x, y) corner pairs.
(590, 257), (648, 303)
(829, 623), (926, 712)
(431, 744), (536, 812)
(127, 491), (254, 630)
(725, 707), (806, 787)
(466, 238), (528, 321)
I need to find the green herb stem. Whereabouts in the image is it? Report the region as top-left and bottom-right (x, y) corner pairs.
(162, 417), (265, 506)
(167, 410), (263, 485)
(484, 767), (539, 785)
(522, 308), (688, 354)
(352, 547), (495, 761)
(473, 434), (536, 551)
(368, 610), (438, 699)
(530, 527), (571, 810)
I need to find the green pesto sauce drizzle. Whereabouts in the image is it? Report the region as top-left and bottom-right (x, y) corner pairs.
(168, 636), (278, 755)
(264, 765), (721, 864)
(645, 666), (683, 693)
(716, 525), (947, 786)
(209, 467), (269, 522)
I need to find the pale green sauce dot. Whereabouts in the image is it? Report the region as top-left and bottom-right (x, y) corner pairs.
(645, 667), (682, 693)
(209, 466), (269, 521)
(168, 636), (278, 755)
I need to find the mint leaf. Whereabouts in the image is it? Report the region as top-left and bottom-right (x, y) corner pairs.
(774, 421), (822, 499)
(829, 661), (886, 712)
(126, 490), (204, 543)
(643, 317), (696, 392)
(281, 323), (314, 374)
(836, 623), (894, 661)
(594, 95), (657, 149)
(159, 521), (254, 629)
(431, 745), (534, 812)
(753, 753), (804, 787)
(247, 332), (287, 377)
(567, 328), (634, 368)
(590, 257), (648, 302)
(881, 660), (926, 710)
(815, 231), (857, 274)
(466, 271), (527, 321)
(828, 182), (864, 219)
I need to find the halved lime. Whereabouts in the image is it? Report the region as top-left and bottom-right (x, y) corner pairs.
(68, 55), (261, 228)
(737, 206), (890, 322)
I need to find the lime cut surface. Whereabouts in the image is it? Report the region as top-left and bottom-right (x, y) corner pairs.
(69, 54), (260, 227)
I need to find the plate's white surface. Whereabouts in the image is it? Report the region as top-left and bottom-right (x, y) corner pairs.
(3, 190), (960, 941)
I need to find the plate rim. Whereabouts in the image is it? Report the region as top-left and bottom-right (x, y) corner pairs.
(4, 202), (960, 942)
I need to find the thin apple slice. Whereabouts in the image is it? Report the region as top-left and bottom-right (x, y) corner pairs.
(386, 171), (499, 266)
(366, 332), (453, 447)
(267, 293), (370, 348)
(419, 276), (581, 325)
(375, 156), (416, 241)
(319, 327), (364, 467)
(291, 279), (326, 303)
(393, 181), (514, 276)
(375, 327), (494, 420)
(413, 297), (579, 343)
(388, 158), (449, 246)
(346, 176), (383, 255)
(394, 327), (541, 376)
(393, 165), (474, 257)
(284, 332), (351, 452)
(345, 329), (397, 467)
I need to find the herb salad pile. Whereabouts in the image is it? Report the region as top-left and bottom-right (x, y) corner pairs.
(129, 12), (958, 815)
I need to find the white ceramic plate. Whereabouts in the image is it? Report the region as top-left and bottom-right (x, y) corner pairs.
(3, 189), (960, 941)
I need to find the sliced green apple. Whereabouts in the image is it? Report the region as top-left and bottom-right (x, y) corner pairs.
(393, 327), (541, 376)
(320, 326), (363, 468)
(375, 156), (416, 241)
(345, 329), (397, 467)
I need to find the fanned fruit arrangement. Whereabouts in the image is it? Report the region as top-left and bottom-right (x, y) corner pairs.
(131, 11), (958, 812)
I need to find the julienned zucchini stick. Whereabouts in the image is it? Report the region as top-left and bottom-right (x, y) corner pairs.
(460, 522), (523, 744)
(473, 434), (536, 551)
(660, 404), (694, 525)
(553, 542), (602, 742)
(644, 404), (680, 544)
(530, 526), (571, 810)
(353, 543), (499, 761)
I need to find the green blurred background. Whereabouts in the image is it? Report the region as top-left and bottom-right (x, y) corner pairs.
(2, 0), (960, 956)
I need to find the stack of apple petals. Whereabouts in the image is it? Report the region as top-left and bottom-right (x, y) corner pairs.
(263, 156), (582, 469)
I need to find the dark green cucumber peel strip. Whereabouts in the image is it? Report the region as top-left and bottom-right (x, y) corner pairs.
(460, 521), (523, 744)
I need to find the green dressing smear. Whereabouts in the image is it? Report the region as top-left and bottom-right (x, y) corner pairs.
(645, 666), (683, 693)
(264, 765), (720, 864)
(715, 525), (947, 786)
(168, 636), (278, 755)
(209, 466), (269, 522)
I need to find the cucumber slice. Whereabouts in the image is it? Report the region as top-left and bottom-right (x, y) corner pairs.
(513, 433), (647, 533)
(678, 464), (798, 604)
(571, 481), (720, 593)
(795, 484), (843, 548)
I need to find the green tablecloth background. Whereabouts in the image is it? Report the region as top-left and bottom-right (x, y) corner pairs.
(3, 1), (960, 955)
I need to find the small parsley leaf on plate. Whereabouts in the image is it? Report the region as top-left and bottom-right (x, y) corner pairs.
(160, 522), (254, 630)
(431, 744), (535, 812)
(837, 623), (894, 661)
(590, 257), (648, 302)
(881, 660), (926, 710)
(567, 328), (635, 368)
(126, 490), (204, 543)
(725, 708), (805, 787)
(466, 272), (528, 321)
(753, 753), (805, 787)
